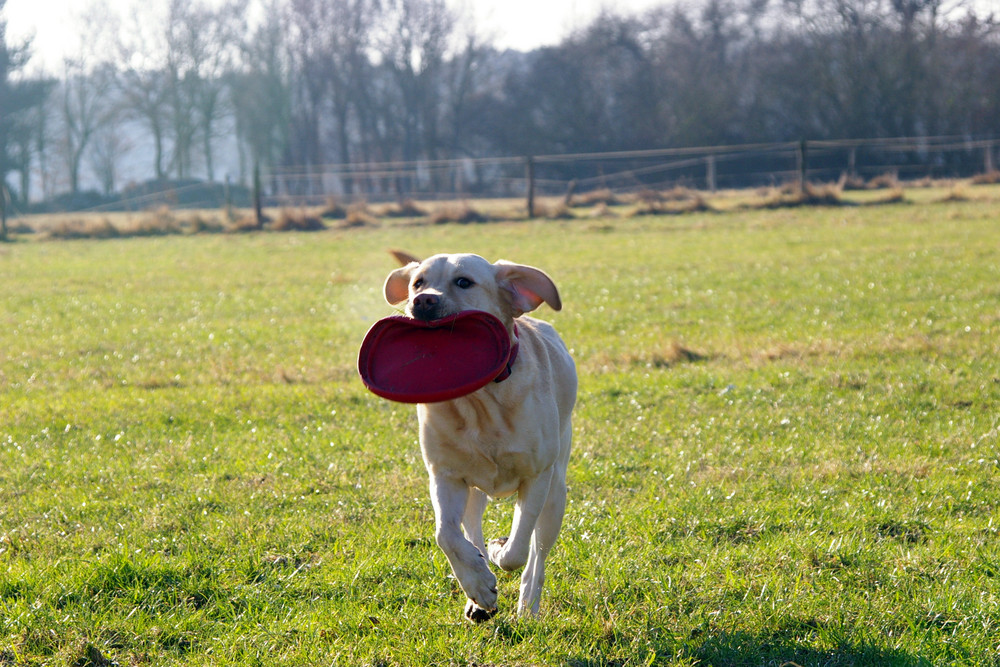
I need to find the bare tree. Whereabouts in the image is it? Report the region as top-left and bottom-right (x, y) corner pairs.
(230, 1), (292, 188)
(328, 0), (381, 192)
(58, 61), (115, 193)
(114, 4), (171, 180)
(379, 0), (456, 164)
(50, 1), (120, 194)
(371, 0), (478, 195)
(88, 112), (133, 195)
(163, 0), (201, 179)
(190, 0), (247, 182)
(286, 0), (338, 195)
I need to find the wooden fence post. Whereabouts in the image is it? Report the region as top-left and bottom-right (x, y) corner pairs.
(253, 162), (263, 229)
(0, 185), (9, 242)
(563, 179), (578, 206)
(797, 140), (808, 188)
(224, 174), (233, 221)
(706, 154), (717, 192)
(526, 156), (536, 218)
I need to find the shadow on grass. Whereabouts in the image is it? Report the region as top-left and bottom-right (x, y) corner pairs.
(565, 630), (931, 667)
(689, 631), (930, 667)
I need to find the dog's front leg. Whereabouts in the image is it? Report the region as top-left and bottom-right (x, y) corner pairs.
(462, 487), (489, 557)
(429, 475), (498, 622)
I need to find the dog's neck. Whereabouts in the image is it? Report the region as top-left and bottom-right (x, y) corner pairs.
(493, 324), (519, 383)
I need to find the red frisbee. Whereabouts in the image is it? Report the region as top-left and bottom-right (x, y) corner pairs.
(358, 310), (514, 403)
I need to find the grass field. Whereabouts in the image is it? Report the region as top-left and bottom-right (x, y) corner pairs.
(2, 190), (999, 665)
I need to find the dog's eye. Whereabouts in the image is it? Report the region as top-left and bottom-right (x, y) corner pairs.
(413, 278), (424, 289)
(455, 277), (474, 289)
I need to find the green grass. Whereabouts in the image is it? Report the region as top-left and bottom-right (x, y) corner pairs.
(2, 194), (1000, 665)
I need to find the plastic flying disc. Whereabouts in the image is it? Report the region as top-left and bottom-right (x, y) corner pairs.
(358, 310), (514, 403)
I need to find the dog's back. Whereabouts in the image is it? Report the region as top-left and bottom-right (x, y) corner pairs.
(514, 315), (577, 436)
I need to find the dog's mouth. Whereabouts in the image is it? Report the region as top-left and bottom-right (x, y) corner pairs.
(410, 303), (445, 322)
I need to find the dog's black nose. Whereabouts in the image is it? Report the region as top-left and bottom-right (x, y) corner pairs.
(412, 293), (440, 320)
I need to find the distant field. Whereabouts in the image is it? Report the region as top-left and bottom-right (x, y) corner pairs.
(2, 190), (999, 665)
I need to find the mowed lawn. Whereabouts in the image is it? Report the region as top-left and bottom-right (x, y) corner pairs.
(2, 195), (999, 665)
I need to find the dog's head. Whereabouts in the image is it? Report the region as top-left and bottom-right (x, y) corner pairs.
(384, 253), (561, 324)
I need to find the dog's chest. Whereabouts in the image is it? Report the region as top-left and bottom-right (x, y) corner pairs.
(419, 394), (550, 497)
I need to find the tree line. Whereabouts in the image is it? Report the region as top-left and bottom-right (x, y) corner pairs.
(1, 0), (998, 212)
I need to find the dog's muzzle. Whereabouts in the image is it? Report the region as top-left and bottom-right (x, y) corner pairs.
(411, 293), (442, 321)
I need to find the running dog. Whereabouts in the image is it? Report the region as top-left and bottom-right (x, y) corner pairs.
(383, 252), (577, 622)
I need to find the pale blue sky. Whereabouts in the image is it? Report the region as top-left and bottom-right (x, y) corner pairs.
(5, 0), (663, 72)
(8, 0), (998, 74)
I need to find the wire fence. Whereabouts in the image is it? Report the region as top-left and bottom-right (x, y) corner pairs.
(37, 135), (1000, 213)
(261, 135), (1000, 209)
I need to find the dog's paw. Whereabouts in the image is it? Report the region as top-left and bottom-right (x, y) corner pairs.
(465, 599), (498, 624)
(488, 536), (516, 570)
(452, 551), (498, 615)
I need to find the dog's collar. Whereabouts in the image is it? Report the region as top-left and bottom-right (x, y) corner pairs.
(494, 324), (519, 383)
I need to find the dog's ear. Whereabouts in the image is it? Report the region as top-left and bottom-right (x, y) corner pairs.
(384, 263), (417, 307)
(494, 260), (562, 316)
(389, 249), (420, 266)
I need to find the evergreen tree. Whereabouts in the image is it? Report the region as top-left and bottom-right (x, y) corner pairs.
(0, 0), (49, 239)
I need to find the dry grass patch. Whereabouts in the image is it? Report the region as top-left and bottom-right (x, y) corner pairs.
(319, 197), (349, 219)
(117, 206), (184, 236)
(39, 207), (229, 239)
(791, 182), (845, 206)
(936, 187), (971, 203)
(630, 189), (713, 216)
(182, 212), (228, 234)
(587, 202), (618, 218)
(906, 176), (950, 189)
(868, 187), (906, 205)
(45, 217), (120, 240)
(532, 201), (576, 220)
(866, 172), (901, 189)
(429, 202), (492, 224)
(380, 199), (428, 218)
(272, 209), (327, 232)
(123, 207), (228, 236)
(831, 172), (906, 192)
(651, 341), (709, 366)
(840, 174), (869, 191)
(637, 186), (703, 204)
(227, 214), (265, 232)
(970, 170), (1000, 185)
(337, 203), (380, 228)
(590, 341), (711, 371)
(3, 219), (35, 235)
(748, 180), (909, 209)
(568, 188), (621, 208)
(751, 343), (804, 363)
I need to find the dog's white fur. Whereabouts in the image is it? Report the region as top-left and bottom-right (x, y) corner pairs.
(383, 253), (577, 621)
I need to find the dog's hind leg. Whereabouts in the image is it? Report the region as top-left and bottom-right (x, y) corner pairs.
(519, 468), (567, 616)
(488, 466), (554, 572)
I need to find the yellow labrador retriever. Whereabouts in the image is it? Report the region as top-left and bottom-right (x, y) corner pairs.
(383, 252), (577, 622)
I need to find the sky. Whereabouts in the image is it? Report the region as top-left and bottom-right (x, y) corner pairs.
(4, 0), (663, 72)
(7, 0), (998, 72)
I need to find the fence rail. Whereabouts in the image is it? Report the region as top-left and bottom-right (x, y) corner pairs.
(260, 135), (1000, 210)
(29, 135), (1000, 214)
